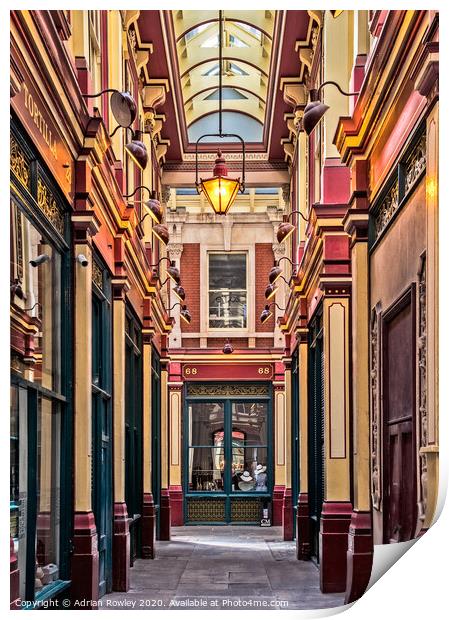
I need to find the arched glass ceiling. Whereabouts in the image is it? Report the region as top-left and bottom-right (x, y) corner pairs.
(188, 111), (263, 143)
(172, 10), (275, 143)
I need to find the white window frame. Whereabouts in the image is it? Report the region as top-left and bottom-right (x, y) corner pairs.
(206, 250), (249, 332)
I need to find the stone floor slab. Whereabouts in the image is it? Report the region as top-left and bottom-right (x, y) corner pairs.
(100, 526), (346, 611)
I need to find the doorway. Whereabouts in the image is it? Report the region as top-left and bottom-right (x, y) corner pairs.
(382, 286), (417, 543)
(184, 385), (272, 524)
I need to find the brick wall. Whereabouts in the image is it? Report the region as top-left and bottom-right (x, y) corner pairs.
(180, 243), (200, 333)
(182, 338), (200, 348)
(207, 338), (248, 349)
(255, 243), (275, 333)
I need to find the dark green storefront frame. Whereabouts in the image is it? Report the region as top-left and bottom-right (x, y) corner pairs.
(182, 383), (273, 525)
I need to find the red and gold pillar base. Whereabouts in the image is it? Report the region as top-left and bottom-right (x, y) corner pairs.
(344, 510), (373, 603)
(71, 512), (99, 605)
(320, 501), (352, 593)
(112, 502), (130, 592)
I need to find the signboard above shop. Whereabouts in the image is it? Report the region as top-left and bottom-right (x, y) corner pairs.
(182, 363), (273, 381)
(11, 46), (74, 200)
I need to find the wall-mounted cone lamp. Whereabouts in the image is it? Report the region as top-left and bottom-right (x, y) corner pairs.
(303, 80), (359, 135)
(152, 223), (169, 245)
(260, 303), (285, 325)
(277, 210), (310, 244)
(125, 186), (163, 225)
(265, 283), (278, 301)
(269, 257), (298, 284)
(173, 285), (186, 302)
(82, 89), (137, 128)
(150, 257), (180, 284)
(222, 339), (234, 354)
(125, 130), (148, 170)
(168, 302), (191, 325)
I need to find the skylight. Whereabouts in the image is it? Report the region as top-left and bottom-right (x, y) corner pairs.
(184, 23), (209, 42)
(205, 87), (248, 100)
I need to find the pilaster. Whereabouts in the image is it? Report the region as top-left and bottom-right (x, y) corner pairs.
(159, 361), (171, 540)
(111, 277), (131, 591)
(141, 329), (156, 558)
(169, 381), (183, 526)
(71, 210), (100, 605)
(273, 379), (286, 526)
(283, 359), (293, 540)
(343, 177), (373, 602)
(320, 286), (352, 593)
(297, 327), (311, 560)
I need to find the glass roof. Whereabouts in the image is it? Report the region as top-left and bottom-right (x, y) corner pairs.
(172, 10), (275, 143)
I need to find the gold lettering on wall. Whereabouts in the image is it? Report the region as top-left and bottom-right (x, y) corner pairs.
(22, 83), (58, 160)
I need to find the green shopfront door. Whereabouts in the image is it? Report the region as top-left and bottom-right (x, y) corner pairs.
(184, 387), (272, 524)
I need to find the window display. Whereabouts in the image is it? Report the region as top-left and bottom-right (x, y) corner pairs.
(186, 398), (270, 496)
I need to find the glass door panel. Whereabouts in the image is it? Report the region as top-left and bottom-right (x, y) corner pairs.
(188, 447), (225, 491)
(188, 402), (224, 445)
(231, 402), (267, 445)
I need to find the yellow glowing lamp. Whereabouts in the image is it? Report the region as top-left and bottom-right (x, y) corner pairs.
(199, 150), (241, 216)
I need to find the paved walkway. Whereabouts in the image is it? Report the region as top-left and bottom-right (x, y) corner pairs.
(100, 526), (346, 611)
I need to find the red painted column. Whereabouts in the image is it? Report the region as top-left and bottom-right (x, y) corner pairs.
(10, 538), (20, 609)
(282, 487), (293, 540)
(159, 489), (171, 540)
(296, 493), (311, 560)
(272, 487), (284, 526)
(141, 493), (156, 558)
(71, 512), (99, 605)
(112, 502), (130, 591)
(345, 511), (373, 603)
(169, 486), (184, 526)
(320, 501), (352, 593)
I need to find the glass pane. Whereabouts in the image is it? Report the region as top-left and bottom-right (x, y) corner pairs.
(188, 402), (224, 446)
(209, 254), (246, 290)
(231, 447), (268, 492)
(188, 448), (225, 491)
(10, 202), (62, 392)
(35, 396), (60, 594)
(232, 402), (267, 445)
(209, 291), (247, 328)
(10, 386), (28, 599)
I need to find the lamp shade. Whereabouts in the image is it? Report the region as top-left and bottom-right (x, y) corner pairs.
(277, 221), (296, 244)
(303, 100), (330, 135)
(152, 223), (169, 245)
(144, 198), (163, 224)
(223, 340), (233, 354)
(269, 265), (282, 284)
(110, 91), (137, 127)
(260, 305), (273, 324)
(265, 283), (278, 301)
(125, 130), (148, 170)
(180, 305), (192, 324)
(173, 285), (186, 302)
(166, 261), (180, 284)
(200, 150), (240, 215)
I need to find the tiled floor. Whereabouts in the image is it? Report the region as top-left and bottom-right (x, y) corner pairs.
(99, 526), (347, 611)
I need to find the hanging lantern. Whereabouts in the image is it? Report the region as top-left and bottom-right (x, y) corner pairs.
(199, 149), (241, 216)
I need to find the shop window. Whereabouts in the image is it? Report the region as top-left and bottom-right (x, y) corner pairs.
(187, 400), (269, 494)
(10, 201), (62, 393)
(208, 253), (247, 329)
(35, 396), (61, 594)
(10, 125), (71, 602)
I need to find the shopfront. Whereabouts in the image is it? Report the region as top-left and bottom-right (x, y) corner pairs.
(183, 382), (273, 525)
(10, 117), (73, 603)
